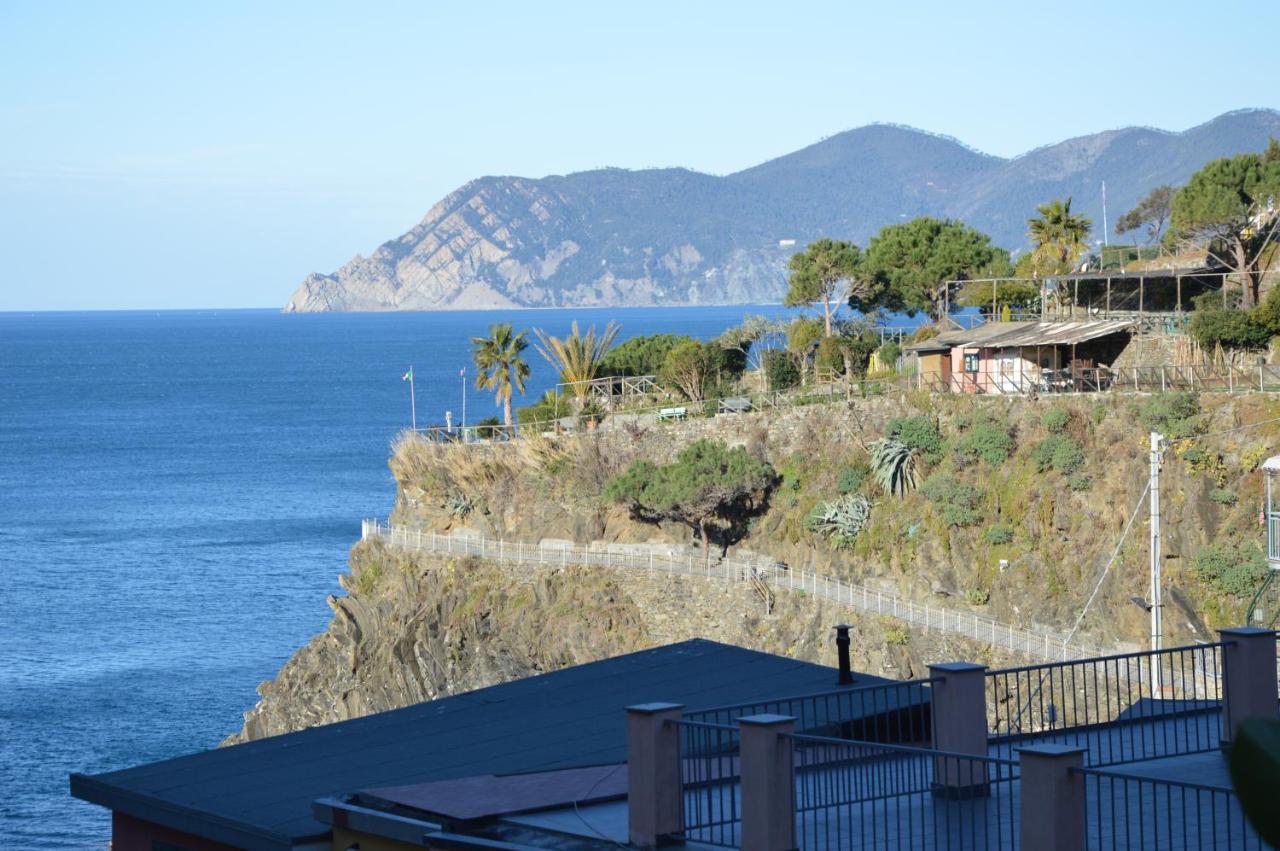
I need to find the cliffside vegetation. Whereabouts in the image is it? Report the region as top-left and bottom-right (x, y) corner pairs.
(232, 389), (1280, 743)
(392, 391), (1280, 646)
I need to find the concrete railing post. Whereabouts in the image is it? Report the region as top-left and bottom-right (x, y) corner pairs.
(1219, 627), (1279, 747)
(738, 714), (795, 851)
(1018, 744), (1086, 851)
(928, 662), (988, 795)
(626, 703), (684, 848)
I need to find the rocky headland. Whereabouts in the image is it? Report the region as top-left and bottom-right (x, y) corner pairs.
(228, 391), (1280, 742)
(283, 110), (1280, 312)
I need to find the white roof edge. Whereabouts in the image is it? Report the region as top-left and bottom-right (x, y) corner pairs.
(1262, 455), (1280, 472)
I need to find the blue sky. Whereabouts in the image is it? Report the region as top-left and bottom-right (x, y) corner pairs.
(1, 0), (1276, 311)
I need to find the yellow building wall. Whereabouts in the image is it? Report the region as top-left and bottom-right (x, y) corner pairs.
(917, 352), (948, 387)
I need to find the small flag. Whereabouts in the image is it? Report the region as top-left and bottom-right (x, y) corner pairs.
(402, 368), (413, 381)
(459, 368), (466, 377)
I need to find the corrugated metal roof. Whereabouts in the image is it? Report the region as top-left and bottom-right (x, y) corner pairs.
(971, 320), (1135, 347)
(70, 640), (870, 851)
(905, 320), (1133, 351)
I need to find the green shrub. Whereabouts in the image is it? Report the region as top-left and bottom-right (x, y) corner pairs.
(1190, 543), (1268, 597)
(920, 474), (983, 527)
(763, 349), (800, 390)
(1031, 434), (1085, 474)
(1243, 445), (1270, 472)
(1188, 309), (1271, 351)
(965, 588), (991, 606)
(354, 560), (384, 595)
(813, 333), (878, 378)
(984, 524), (1014, 545)
(1182, 446), (1208, 466)
(1067, 473), (1093, 492)
(1091, 404), (1108, 425)
(598, 333), (695, 377)
(1138, 392), (1202, 440)
(1252, 285), (1280, 336)
(836, 461), (870, 494)
(877, 340), (902, 369)
(953, 419), (1016, 469)
(1210, 488), (1238, 506)
(814, 336), (848, 376)
(881, 619), (910, 645)
(1042, 407), (1071, 433)
(475, 416), (501, 438)
(659, 340), (727, 402)
(887, 415), (945, 464)
(517, 390), (572, 426)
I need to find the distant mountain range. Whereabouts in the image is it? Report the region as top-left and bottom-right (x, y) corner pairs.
(284, 109), (1280, 312)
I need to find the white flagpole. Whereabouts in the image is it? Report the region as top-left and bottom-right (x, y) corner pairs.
(461, 368), (467, 429)
(409, 367), (417, 431)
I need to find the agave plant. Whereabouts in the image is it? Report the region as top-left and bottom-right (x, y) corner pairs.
(445, 494), (474, 518)
(805, 494), (872, 548)
(869, 438), (917, 498)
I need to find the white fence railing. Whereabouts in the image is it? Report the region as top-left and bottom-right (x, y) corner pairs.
(362, 520), (1102, 662)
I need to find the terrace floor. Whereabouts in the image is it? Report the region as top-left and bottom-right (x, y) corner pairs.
(509, 709), (1268, 850)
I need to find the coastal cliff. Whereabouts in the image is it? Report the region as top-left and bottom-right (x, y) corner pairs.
(283, 110), (1280, 312)
(230, 392), (1280, 743)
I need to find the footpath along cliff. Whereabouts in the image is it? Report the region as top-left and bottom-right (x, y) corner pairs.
(228, 391), (1280, 743)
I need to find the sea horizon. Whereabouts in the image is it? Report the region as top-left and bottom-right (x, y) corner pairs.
(1, 302), (817, 849)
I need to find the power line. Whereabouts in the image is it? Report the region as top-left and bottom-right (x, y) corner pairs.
(1063, 479), (1152, 652)
(1182, 415), (1280, 443)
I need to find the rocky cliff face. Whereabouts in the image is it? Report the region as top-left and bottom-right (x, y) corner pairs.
(229, 392), (1280, 743)
(284, 171), (791, 312)
(284, 110), (1280, 312)
(227, 539), (998, 743)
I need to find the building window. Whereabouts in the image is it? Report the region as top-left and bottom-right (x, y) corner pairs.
(963, 353), (979, 373)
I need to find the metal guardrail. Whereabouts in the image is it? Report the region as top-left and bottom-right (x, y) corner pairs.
(985, 643), (1225, 767)
(685, 678), (936, 745)
(787, 734), (1021, 851)
(407, 360), (1280, 443)
(1075, 765), (1264, 849)
(920, 364), (1280, 396)
(408, 375), (917, 443)
(363, 521), (1096, 662)
(674, 719), (741, 848)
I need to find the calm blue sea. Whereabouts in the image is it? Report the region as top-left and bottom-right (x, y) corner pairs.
(0, 305), (805, 849)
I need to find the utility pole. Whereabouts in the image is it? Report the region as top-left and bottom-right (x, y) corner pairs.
(403, 366), (416, 430)
(460, 367), (467, 430)
(1149, 431), (1164, 692)
(1101, 181), (1109, 248)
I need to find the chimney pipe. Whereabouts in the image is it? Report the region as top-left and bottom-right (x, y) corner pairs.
(834, 624), (853, 685)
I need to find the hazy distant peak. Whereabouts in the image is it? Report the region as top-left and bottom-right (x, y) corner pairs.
(285, 109), (1280, 313)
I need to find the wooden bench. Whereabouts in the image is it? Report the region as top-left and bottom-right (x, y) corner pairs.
(657, 406), (688, 422)
(718, 396), (752, 414)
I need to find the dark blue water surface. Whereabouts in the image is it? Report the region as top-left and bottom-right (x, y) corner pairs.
(0, 305), (800, 849)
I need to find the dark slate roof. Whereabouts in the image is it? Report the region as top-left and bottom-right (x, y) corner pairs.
(71, 639), (863, 851)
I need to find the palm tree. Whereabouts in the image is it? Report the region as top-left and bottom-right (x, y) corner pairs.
(1027, 197), (1093, 275)
(532, 321), (621, 405)
(471, 323), (530, 429)
(869, 438), (917, 498)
